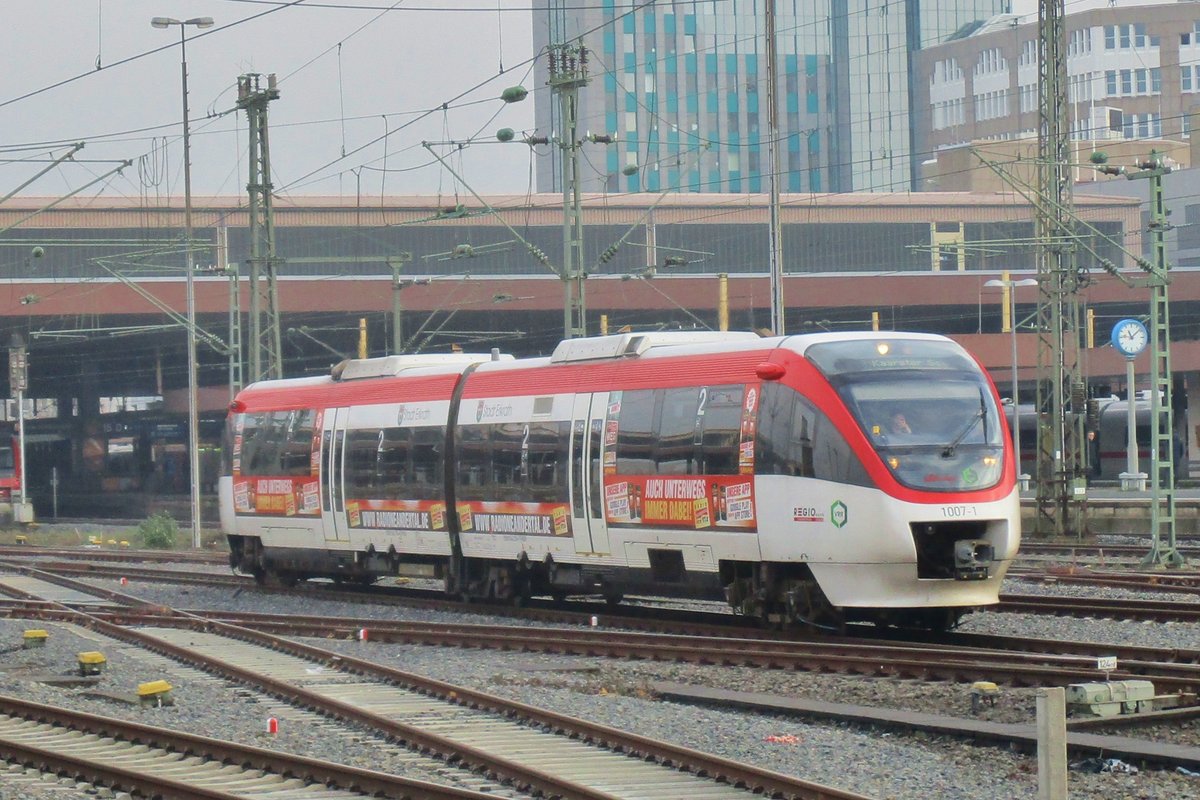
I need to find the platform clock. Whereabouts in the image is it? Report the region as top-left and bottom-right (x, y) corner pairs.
(1111, 318), (1149, 358)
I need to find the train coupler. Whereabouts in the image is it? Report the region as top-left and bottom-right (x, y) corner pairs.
(953, 539), (994, 581)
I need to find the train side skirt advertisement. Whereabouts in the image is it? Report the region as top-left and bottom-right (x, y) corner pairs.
(457, 501), (572, 536)
(605, 475), (757, 530)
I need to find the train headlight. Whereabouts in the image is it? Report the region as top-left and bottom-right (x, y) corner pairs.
(887, 456), (900, 469)
(876, 342), (891, 355)
(981, 456), (998, 467)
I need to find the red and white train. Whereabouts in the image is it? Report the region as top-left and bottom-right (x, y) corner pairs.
(0, 424), (31, 525)
(220, 331), (1020, 630)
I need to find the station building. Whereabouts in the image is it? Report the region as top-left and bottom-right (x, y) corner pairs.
(914, 1), (1200, 190)
(0, 190), (1193, 518)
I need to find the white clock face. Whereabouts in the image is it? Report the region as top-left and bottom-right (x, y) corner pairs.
(1116, 322), (1148, 355)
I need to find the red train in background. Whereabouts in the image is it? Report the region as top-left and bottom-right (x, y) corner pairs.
(0, 422), (32, 524)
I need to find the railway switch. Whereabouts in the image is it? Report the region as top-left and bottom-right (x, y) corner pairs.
(137, 679), (175, 707)
(77, 652), (107, 676)
(22, 629), (48, 649)
(1066, 680), (1155, 717)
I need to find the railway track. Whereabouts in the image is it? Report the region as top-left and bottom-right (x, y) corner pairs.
(3, 561), (1199, 695)
(0, 543), (226, 565)
(13, 549), (1200, 630)
(0, 567), (867, 800)
(997, 592), (1200, 624)
(1009, 567), (1200, 595)
(0, 695), (493, 800)
(7, 559), (1200, 782)
(135, 609), (1200, 691)
(1018, 541), (1200, 559)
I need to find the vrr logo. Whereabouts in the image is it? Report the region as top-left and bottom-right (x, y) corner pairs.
(830, 500), (848, 528)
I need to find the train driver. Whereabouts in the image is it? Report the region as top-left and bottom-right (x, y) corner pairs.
(888, 411), (914, 438)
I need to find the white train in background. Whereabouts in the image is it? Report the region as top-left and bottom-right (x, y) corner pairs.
(220, 330), (1020, 630)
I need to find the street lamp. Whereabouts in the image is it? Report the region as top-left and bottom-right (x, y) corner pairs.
(153, 16), (213, 549)
(984, 277), (1038, 487)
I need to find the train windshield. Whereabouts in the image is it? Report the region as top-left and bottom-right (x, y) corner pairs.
(806, 339), (1004, 491)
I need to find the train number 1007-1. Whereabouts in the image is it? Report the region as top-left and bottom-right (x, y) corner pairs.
(940, 505), (977, 518)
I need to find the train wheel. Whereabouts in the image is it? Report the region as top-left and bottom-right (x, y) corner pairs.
(252, 568), (267, 586)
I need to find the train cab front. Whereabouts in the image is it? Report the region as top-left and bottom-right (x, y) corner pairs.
(799, 336), (1021, 625)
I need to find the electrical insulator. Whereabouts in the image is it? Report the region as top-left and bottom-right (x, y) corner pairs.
(500, 86), (528, 104)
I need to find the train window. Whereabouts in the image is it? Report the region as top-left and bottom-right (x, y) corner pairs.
(756, 384), (798, 476)
(456, 425), (490, 501)
(279, 410), (315, 476)
(454, 421), (568, 503)
(812, 414), (871, 486)
(755, 383), (869, 486)
(410, 425), (445, 499)
(345, 429), (383, 493)
(376, 426), (411, 495)
(700, 384), (744, 475)
(656, 387), (700, 474)
(241, 412), (284, 476)
(491, 423), (525, 490)
(528, 421), (569, 502)
(617, 389), (656, 474)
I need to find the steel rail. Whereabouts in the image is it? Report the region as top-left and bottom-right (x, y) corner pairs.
(998, 592), (1200, 623)
(0, 564), (868, 800)
(0, 694), (495, 800)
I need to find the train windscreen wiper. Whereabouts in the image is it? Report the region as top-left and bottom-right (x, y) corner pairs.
(942, 392), (986, 458)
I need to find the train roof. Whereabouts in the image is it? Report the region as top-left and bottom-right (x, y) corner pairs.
(232, 330), (966, 412)
(476, 329), (958, 373)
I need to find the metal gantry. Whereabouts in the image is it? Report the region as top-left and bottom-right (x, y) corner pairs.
(764, 0), (785, 335)
(548, 42), (589, 339)
(1130, 155), (1185, 566)
(238, 73), (284, 382)
(1094, 151), (1185, 565)
(1034, 0), (1088, 537)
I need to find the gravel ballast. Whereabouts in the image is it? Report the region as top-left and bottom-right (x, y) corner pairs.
(1, 572), (1197, 799)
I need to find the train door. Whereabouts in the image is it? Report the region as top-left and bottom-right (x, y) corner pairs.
(570, 393), (610, 555)
(320, 407), (351, 543)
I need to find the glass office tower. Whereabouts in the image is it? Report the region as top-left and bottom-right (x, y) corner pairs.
(532, 0), (1007, 193)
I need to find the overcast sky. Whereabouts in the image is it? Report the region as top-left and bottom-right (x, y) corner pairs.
(1, 1), (538, 202)
(1, 2), (1083, 206)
